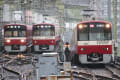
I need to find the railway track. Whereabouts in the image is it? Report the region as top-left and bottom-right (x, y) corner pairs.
(0, 68), (20, 80)
(105, 56), (120, 80)
(72, 59), (120, 80)
(72, 66), (115, 80)
(1, 52), (120, 80)
(0, 52), (37, 67)
(0, 52), (34, 80)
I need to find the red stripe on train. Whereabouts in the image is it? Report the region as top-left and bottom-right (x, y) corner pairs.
(77, 45), (112, 54)
(33, 39), (55, 45)
(4, 39), (27, 45)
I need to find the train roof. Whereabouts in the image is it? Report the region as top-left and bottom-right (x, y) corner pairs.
(78, 20), (111, 24)
(4, 24), (27, 26)
(33, 23), (55, 26)
(4, 24), (32, 30)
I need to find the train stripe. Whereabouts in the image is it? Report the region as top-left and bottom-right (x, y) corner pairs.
(33, 36), (55, 40)
(77, 41), (112, 45)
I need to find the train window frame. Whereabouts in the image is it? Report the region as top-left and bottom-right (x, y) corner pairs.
(33, 25), (55, 36)
(5, 31), (12, 37)
(4, 25), (26, 37)
(77, 24), (89, 41)
(77, 22), (112, 41)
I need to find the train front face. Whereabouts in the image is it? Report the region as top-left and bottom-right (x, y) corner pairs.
(32, 24), (55, 52)
(77, 21), (113, 64)
(4, 25), (27, 53)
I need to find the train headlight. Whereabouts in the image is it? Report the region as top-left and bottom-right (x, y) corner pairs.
(79, 24), (83, 29)
(81, 48), (86, 51)
(50, 40), (54, 43)
(21, 39), (25, 43)
(6, 39), (11, 43)
(34, 40), (38, 44)
(105, 24), (110, 28)
(104, 48), (109, 51)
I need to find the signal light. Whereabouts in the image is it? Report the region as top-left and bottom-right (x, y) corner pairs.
(18, 26), (20, 28)
(45, 26), (48, 28)
(14, 26), (17, 28)
(37, 26), (39, 28)
(64, 42), (70, 48)
(48, 26), (51, 28)
(7, 26), (10, 28)
(41, 25), (44, 28)
(105, 24), (110, 28)
(11, 26), (13, 28)
(90, 24), (94, 28)
(64, 44), (70, 48)
(17, 54), (25, 58)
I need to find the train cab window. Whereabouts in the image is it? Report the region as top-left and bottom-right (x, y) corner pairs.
(40, 30), (51, 36)
(78, 24), (89, 41)
(104, 33), (111, 40)
(89, 23), (112, 40)
(78, 33), (89, 41)
(33, 30), (39, 36)
(4, 25), (26, 37)
(104, 28), (112, 40)
(89, 33), (104, 40)
(50, 31), (55, 36)
(33, 25), (55, 36)
(13, 31), (18, 37)
(19, 31), (26, 37)
(5, 31), (12, 37)
(46, 30), (51, 36)
(39, 28), (54, 36)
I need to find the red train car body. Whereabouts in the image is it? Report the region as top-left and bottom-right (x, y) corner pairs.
(71, 20), (114, 64)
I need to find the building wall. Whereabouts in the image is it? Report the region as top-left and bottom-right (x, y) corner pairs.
(90, 0), (120, 42)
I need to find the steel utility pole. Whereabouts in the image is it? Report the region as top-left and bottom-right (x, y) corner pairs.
(113, 0), (118, 55)
(56, 0), (64, 34)
(56, 0), (64, 51)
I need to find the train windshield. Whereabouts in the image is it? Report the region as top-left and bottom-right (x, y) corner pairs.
(78, 23), (112, 41)
(33, 25), (55, 36)
(4, 25), (26, 37)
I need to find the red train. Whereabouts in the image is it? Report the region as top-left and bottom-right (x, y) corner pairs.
(71, 20), (114, 64)
(4, 24), (32, 53)
(32, 23), (60, 52)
